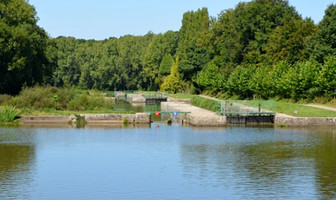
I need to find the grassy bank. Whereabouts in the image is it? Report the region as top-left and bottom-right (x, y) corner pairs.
(0, 86), (130, 116)
(0, 106), (21, 123)
(245, 100), (336, 117)
(166, 93), (195, 99)
(190, 96), (220, 112)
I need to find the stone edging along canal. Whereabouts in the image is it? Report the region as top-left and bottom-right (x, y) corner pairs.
(21, 113), (151, 125)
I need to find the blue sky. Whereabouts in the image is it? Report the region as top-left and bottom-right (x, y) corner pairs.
(29, 0), (335, 40)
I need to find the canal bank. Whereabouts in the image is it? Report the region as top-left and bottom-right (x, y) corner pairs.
(21, 113), (151, 125)
(274, 114), (336, 127)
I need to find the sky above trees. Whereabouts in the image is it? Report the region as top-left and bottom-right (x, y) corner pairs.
(29, 0), (335, 40)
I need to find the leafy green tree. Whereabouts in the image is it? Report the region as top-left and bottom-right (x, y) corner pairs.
(270, 61), (291, 98)
(177, 8), (212, 81)
(248, 66), (273, 98)
(234, 0), (299, 65)
(159, 54), (174, 76)
(0, 0), (49, 94)
(293, 61), (320, 99)
(196, 62), (225, 91)
(265, 18), (318, 64)
(210, 9), (243, 69)
(161, 57), (182, 93)
(142, 31), (178, 90)
(226, 65), (256, 99)
(309, 4), (336, 63)
(52, 37), (81, 87)
(316, 56), (336, 98)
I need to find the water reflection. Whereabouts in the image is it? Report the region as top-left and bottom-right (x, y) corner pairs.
(311, 130), (336, 198)
(0, 129), (36, 199)
(179, 127), (336, 199)
(0, 125), (335, 199)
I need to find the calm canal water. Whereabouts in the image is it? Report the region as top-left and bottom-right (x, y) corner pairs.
(0, 124), (336, 199)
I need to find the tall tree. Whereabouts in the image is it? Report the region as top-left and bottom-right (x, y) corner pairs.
(142, 31), (178, 90)
(159, 54), (174, 76)
(161, 57), (182, 93)
(0, 0), (49, 94)
(177, 8), (212, 81)
(264, 18), (318, 64)
(309, 4), (336, 63)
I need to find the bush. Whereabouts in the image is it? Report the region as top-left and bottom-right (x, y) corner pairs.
(0, 106), (21, 123)
(0, 94), (12, 105)
(9, 86), (113, 111)
(227, 65), (256, 99)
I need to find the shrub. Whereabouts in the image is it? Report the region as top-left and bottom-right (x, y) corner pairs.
(0, 106), (21, 123)
(9, 86), (113, 111)
(0, 94), (12, 105)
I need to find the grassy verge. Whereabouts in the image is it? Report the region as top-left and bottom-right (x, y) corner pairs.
(166, 93), (195, 99)
(241, 100), (336, 117)
(0, 106), (21, 123)
(190, 96), (220, 112)
(321, 99), (336, 109)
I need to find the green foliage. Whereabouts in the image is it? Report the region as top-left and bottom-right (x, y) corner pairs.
(0, 94), (12, 105)
(1, 0), (336, 103)
(309, 4), (336, 63)
(0, 106), (21, 123)
(123, 117), (128, 125)
(142, 31), (179, 90)
(190, 96), (220, 112)
(159, 54), (174, 75)
(161, 57), (182, 93)
(248, 66), (273, 98)
(177, 8), (212, 80)
(264, 18), (318, 64)
(231, 0), (299, 66)
(74, 114), (86, 128)
(0, 0), (50, 94)
(316, 56), (336, 98)
(227, 65), (256, 99)
(9, 86), (113, 111)
(196, 62), (225, 91)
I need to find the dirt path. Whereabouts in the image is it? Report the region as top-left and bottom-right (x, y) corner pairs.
(305, 104), (336, 112)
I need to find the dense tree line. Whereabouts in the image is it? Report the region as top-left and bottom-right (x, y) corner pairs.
(1, 0), (336, 101)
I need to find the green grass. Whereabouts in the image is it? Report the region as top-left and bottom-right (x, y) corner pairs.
(323, 99), (336, 109)
(8, 86), (115, 111)
(190, 96), (220, 112)
(166, 93), (195, 99)
(0, 106), (21, 123)
(241, 100), (336, 117)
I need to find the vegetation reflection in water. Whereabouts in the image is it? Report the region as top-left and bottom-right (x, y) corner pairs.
(114, 100), (162, 121)
(0, 125), (335, 199)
